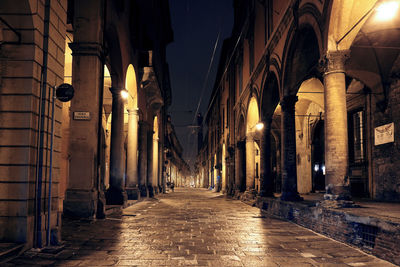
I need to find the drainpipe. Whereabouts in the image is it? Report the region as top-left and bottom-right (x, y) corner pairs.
(35, 0), (51, 248)
(46, 87), (56, 246)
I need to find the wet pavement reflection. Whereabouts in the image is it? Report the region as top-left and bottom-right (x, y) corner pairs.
(6, 188), (395, 266)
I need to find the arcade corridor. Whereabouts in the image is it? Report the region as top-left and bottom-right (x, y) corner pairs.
(5, 189), (394, 266)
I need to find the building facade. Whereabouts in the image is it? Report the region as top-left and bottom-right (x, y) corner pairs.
(0, 0), (173, 249)
(165, 115), (191, 189)
(200, 0), (400, 204)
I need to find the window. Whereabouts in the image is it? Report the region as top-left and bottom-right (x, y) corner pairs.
(349, 110), (365, 164)
(248, 20), (254, 74)
(222, 108), (225, 133)
(265, 0), (273, 43)
(237, 50), (243, 95)
(226, 98), (230, 128)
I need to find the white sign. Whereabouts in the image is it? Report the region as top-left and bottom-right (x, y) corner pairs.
(73, 111), (91, 120)
(374, 122), (394, 146)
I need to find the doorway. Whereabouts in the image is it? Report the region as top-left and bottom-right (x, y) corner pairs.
(311, 120), (325, 192)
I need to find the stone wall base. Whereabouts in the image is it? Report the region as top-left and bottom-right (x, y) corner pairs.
(126, 187), (140, 200)
(63, 190), (99, 218)
(253, 197), (400, 266)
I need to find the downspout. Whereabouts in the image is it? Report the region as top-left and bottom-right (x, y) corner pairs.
(35, 0), (51, 248)
(46, 86), (56, 246)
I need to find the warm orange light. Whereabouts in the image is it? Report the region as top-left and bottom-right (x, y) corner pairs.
(121, 89), (129, 99)
(375, 1), (399, 21)
(255, 122), (264, 131)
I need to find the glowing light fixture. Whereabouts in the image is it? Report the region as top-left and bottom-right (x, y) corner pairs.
(121, 89), (129, 99)
(375, 1), (399, 21)
(255, 122), (264, 131)
(314, 164), (319, 172)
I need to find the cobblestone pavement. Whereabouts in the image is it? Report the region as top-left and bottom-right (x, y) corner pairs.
(6, 188), (396, 266)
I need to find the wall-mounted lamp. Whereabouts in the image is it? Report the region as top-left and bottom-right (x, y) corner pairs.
(120, 89), (129, 99)
(376, 1), (399, 21)
(337, 0), (400, 46)
(255, 121), (264, 131)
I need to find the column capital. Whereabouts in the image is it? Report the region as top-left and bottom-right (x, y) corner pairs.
(109, 87), (124, 97)
(127, 108), (140, 116)
(261, 117), (272, 131)
(322, 50), (350, 75)
(280, 95), (298, 112)
(69, 42), (103, 59)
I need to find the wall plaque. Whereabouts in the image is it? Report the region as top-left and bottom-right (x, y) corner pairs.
(73, 111), (91, 120)
(374, 122), (394, 146)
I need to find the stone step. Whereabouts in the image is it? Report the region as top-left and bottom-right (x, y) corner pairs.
(0, 243), (25, 264)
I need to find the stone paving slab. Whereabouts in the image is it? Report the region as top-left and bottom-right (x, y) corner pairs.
(4, 188), (397, 266)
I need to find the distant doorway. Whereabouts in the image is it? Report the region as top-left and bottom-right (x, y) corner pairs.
(311, 120), (325, 192)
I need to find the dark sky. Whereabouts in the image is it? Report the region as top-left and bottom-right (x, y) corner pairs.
(167, 0), (233, 169)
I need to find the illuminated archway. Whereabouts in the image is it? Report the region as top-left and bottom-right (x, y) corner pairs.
(295, 78), (325, 194)
(328, 0), (378, 51)
(236, 115), (246, 192)
(222, 143), (226, 192)
(246, 97), (260, 190)
(125, 64), (138, 108)
(125, 65), (140, 197)
(152, 116), (159, 191)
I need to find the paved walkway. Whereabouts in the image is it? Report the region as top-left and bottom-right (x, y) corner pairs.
(6, 188), (396, 266)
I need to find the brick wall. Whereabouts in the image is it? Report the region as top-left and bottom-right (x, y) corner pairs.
(0, 0), (67, 247)
(257, 198), (400, 265)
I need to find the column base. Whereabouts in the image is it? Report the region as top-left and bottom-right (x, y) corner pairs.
(63, 189), (99, 218)
(280, 191), (303, 202)
(105, 187), (127, 205)
(96, 190), (106, 219)
(147, 185), (154, 198)
(126, 187), (140, 200)
(324, 184), (352, 201)
(259, 189), (274, 198)
(139, 185), (147, 198)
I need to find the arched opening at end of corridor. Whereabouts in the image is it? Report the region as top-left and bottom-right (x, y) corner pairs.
(246, 96), (261, 193)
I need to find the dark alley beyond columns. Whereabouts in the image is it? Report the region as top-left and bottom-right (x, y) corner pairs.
(7, 189), (395, 267)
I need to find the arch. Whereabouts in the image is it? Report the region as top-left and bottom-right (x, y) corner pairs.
(105, 25), (124, 87)
(125, 64), (138, 108)
(238, 114), (246, 141)
(345, 2), (400, 110)
(152, 116), (159, 191)
(153, 116), (159, 139)
(246, 97), (260, 134)
(327, 0), (378, 51)
(245, 96), (260, 191)
(261, 71), (280, 120)
(282, 25), (321, 96)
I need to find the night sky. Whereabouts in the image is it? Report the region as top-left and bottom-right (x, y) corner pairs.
(167, 0), (233, 169)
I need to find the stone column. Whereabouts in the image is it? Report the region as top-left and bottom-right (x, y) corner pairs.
(126, 108), (139, 199)
(323, 51), (351, 202)
(280, 95), (302, 201)
(106, 87), (127, 205)
(235, 141), (245, 193)
(246, 136), (255, 191)
(158, 141), (164, 193)
(147, 127), (154, 196)
(138, 121), (149, 197)
(260, 118), (274, 197)
(63, 0), (104, 218)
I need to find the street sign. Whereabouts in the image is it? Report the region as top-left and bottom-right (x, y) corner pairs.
(73, 111), (91, 120)
(56, 83), (74, 102)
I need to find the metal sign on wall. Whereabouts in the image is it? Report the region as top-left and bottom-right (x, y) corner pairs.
(73, 111), (91, 120)
(374, 122), (394, 146)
